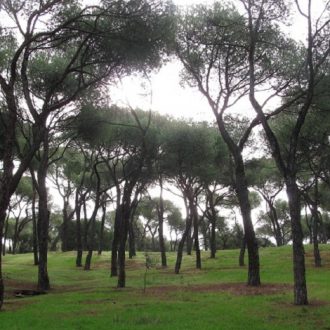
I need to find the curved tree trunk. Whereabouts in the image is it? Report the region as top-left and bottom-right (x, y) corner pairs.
(235, 159), (260, 286)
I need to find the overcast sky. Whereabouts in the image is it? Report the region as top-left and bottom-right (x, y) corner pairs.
(109, 0), (325, 123)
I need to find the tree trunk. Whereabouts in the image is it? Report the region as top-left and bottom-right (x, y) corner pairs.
(84, 249), (93, 270)
(37, 158), (50, 291)
(128, 199), (139, 259)
(158, 178), (167, 267)
(286, 178), (308, 305)
(0, 218), (4, 309)
(312, 211), (321, 268)
(186, 225), (193, 255)
(128, 217), (136, 259)
(98, 200), (107, 256)
(76, 202), (83, 267)
(175, 214), (193, 274)
(239, 237), (246, 267)
(36, 131), (51, 292)
(117, 194), (131, 288)
(210, 218), (216, 258)
(31, 184), (39, 265)
(84, 167), (101, 271)
(190, 200), (201, 269)
(268, 202), (283, 247)
(209, 196), (218, 258)
(111, 207), (121, 277)
(235, 160), (260, 286)
(61, 200), (70, 252)
(2, 216), (9, 257)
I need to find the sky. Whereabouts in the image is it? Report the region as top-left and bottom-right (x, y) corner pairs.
(110, 0), (324, 123)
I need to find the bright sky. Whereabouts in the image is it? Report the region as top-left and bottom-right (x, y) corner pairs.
(110, 0), (325, 123)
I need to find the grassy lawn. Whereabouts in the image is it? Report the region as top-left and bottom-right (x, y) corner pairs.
(1, 245), (330, 329)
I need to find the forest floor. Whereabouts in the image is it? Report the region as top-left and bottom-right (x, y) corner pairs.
(1, 245), (330, 329)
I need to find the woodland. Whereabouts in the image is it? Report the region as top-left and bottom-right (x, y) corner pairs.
(0, 0), (330, 319)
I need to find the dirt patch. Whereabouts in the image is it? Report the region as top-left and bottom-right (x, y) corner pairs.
(4, 279), (38, 299)
(143, 283), (292, 297)
(92, 259), (145, 271)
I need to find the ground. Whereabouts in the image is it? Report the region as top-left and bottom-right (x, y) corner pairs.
(1, 245), (330, 329)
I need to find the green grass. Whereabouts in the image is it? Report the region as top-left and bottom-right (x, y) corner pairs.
(1, 245), (330, 329)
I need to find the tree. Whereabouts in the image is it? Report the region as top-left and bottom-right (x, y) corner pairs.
(242, 0), (330, 304)
(176, 3), (261, 285)
(161, 120), (225, 273)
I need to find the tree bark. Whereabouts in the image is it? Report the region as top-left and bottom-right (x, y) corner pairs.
(61, 199), (70, 252)
(190, 198), (201, 269)
(117, 191), (132, 288)
(75, 202), (83, 267)
(175, 213), (193, 274)
(98, 199), (107, 256)
(158, 178), (167, 267)
(31, 183), (39, 265)
(37, 134), (51, 291)
(286, 179), (308, 305)
(186, 225), (193, 255)
(0, 218), (4, 309)
(2, 216), (9, 257)
(235, 159), (260, 285)
(111, 207), (121, 277)
(239, 237), (246, 267)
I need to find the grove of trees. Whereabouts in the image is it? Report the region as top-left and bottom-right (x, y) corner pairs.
(1, 0), (330, 309)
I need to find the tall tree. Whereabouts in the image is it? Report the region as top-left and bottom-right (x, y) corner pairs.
(176, 4), (261, 285)
(242, 0), (330, 304)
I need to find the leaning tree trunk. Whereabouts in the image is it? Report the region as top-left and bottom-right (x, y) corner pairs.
(286, 177), (308, 305)
(175, 213), (193, 274)
(268, 202), (284, 247)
